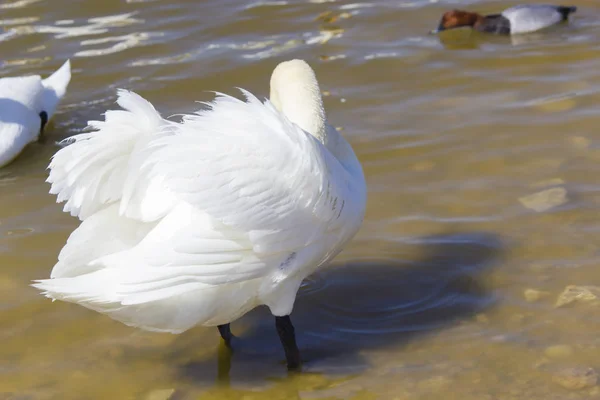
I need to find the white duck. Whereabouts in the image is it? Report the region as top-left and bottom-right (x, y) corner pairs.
(33, 59), (366, 370)
(0, 60), (71, 167)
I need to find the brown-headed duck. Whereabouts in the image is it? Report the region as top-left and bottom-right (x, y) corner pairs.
(432, 4), (576, 35)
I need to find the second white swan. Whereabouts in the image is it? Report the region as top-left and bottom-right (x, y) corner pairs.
(0, 60), (71, 167)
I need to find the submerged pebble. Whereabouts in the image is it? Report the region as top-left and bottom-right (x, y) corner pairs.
(544, 345), (574, 359)
(145, 389), (176, 400)
(555, 285), (600, 308)
(518, 187), (568, 212)
(552, 367), (598, 390)
(569, 136), (590, 150)
(524, 288), (550, 303)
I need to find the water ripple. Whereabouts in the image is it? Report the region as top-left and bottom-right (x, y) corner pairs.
(35, 12), (142, 39)
(0, 0), (41, 9)
(76, 32), (162, 57)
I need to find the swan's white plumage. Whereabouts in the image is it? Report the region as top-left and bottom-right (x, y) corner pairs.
(34, 59), (366, 333)
(0, 60), (71, 167)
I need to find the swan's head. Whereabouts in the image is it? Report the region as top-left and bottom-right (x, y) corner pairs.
(269, 59), (326, 143)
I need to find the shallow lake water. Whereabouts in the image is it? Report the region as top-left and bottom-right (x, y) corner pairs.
(2, 0), (600, 399)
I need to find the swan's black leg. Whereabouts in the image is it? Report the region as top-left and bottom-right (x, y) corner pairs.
(39, 111), (48, 140)
(218, 323), (234, 348)
(275, 315), (301, 371)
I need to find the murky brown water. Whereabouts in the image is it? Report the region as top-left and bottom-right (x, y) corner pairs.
(2, 0), (600, 398)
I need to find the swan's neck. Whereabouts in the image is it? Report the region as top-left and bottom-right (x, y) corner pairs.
(269, 76), (327, 144)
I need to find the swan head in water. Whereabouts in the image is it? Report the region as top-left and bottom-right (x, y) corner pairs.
(269, 59), (327, 143)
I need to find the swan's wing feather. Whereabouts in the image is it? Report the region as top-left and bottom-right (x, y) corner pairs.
(50, 203), (155, 279)
(47, 90), (167, 220)
(122, 90), (357, 255)
(95, 203), (277, 288)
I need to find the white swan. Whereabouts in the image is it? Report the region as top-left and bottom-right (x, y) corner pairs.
(33, 59), (366, 369)
(0, 60), (71, 167)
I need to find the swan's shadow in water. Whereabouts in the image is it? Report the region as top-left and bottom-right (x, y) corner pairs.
(176, 231), (504, 384)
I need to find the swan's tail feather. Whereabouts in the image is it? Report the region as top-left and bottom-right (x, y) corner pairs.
(47, 89), (165, 220)
(32, 269), (234, 333)
(32, 272), (191, 333)
(41, 60), (71, 118)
